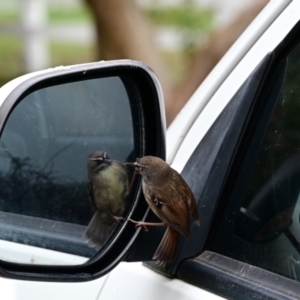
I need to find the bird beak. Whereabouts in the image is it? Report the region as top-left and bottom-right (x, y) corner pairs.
(134, 162), (148, 172)
(124, 162), (146, 172)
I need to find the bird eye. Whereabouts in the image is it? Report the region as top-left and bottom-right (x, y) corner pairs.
(93, 157), (103, 163)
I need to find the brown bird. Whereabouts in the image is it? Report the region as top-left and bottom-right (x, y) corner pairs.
(83, 150), (129, 250)
(130, 156), (200, 266)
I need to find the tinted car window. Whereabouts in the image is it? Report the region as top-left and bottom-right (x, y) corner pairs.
(210, 41), (300, 281)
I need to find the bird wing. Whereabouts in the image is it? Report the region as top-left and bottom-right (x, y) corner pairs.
(88, 173), (97, 211)
(149, 182), (190, 237)
(160, 197), (190, 237)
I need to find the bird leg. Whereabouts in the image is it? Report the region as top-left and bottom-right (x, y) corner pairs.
(110, 214), (125, 224)
(128, 218), (165, 232)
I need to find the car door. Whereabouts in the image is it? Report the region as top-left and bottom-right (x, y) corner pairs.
(95, 1), (300, 299)
(158, 1), (300, 299)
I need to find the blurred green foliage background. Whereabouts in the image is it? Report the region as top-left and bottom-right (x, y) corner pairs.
(0, 2), (214, 87)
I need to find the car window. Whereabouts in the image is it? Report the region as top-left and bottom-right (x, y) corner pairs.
(210, 39), (300, 281)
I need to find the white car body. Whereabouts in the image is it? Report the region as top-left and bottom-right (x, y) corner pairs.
(0, 0), (299, 298)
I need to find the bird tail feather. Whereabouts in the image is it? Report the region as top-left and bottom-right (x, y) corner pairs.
(153, 227), (180, 266)
(82, 211), (116, 251)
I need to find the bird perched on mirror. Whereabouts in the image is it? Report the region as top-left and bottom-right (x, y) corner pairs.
(83, 150), (129, 250)
(129, 156), (200, 266)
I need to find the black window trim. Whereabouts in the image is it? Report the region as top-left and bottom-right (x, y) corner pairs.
(179, 251), (299, 300)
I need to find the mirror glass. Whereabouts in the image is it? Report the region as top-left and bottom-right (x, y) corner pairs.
(0, 76), (134, 265)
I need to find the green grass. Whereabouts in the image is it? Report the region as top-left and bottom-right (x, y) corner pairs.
(0, 10), (18, 23)
(0, 36), (189, 88)
(48, 6), (93, 23)
(50, 41), (94, 66)
(146, 7), (214, 30)
(0, 6), (93, 24)
(0, 35), (23, 86)
(0, 35), (94, 87)
(0, 5), (213, 30)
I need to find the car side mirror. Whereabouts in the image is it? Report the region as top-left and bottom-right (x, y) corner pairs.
(0, 60), (166, 281)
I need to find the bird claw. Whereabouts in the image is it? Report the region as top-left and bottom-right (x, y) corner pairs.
(135, 223), (149, 232)
(128, 218), (149, 231)
(111, 214), (125, 224)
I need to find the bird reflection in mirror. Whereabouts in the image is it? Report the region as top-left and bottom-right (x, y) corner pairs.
(128, 156), (200, 266)
(83, 150), (129, 250)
